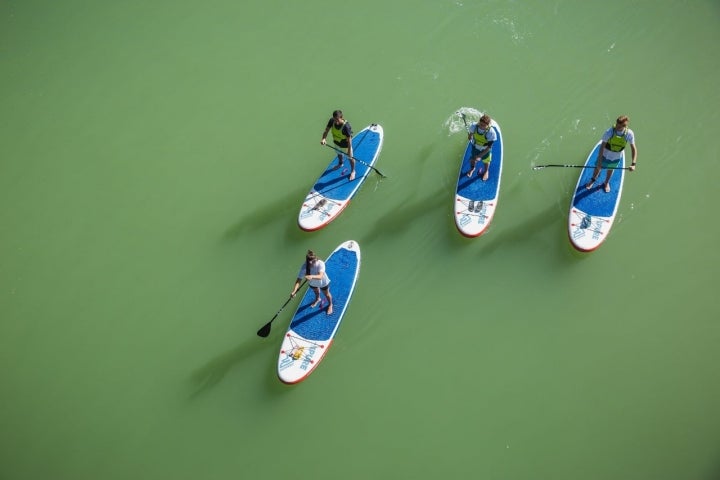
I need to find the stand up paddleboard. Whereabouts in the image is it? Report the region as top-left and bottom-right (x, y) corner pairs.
(454, 119), (503, 237)
(298, 125), (383, 231)
(278, 240), (361, 384)
(568, 141), (625, 252)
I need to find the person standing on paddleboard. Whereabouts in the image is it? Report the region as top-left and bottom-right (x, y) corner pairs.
(466, 114), (497, 182)
(291, 250), (333, 315)
(586, 115), (638, 193)
(320, 110), (355, 181)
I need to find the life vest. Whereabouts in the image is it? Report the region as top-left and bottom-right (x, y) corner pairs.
(605, 127), (629, 152)
(331, 122), (349, 144)
(473, 126), (491, 146)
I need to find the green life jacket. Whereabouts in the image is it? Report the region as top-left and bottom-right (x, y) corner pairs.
(605, 127), (629, 152)
(331, 122), (348, 144)
(473, 126), (491, 146)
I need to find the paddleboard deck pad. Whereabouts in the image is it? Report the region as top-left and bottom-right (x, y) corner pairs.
(454, 119), (503, 237)
(277, 240), (361, 384)
(298, 124), (384, 231)
(568, 141), (625, 252)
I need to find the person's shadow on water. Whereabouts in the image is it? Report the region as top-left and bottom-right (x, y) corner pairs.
(361, 184), (448, 246)
(188, 332), (303, 398)
(188, 338), (269, 398)
(222, 186), (307, 241)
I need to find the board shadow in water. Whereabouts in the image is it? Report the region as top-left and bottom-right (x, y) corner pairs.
(361, 185), (446, 245)
(478, 202), (563, 255)
(222, 186), (307, 241)
(188, 338), (269, 398)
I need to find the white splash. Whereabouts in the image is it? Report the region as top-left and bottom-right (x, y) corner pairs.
(444, 107), (483, 135)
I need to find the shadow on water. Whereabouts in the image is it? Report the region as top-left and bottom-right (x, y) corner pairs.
(188, 338), (272, 398)
(222, 185), (308, 241)
(479, 202), (563, 256)
(361, 184), (447, 246)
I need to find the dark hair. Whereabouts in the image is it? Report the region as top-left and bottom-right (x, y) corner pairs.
(332, 110), (343, 119)
(616, 115), (629, 126)
(305, 250), (316, 275)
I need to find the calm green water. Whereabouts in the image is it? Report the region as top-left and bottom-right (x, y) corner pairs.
(2, 1), (719, 479)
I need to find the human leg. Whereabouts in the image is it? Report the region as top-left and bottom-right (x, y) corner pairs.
(332, 154), (344, 170)
(585, 163), (602, 189)
(322, 285), (333, 315)
(602, 170), (614, 193)
(481, 156), (492, 181)
(466, 157), (478, 177)
(310, 287), (321, 307)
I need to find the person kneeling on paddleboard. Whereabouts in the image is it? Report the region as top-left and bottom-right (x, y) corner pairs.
(586, 115), (638, 193)
(291, 250), (333, 315)
(320, 109), (355, 181)
(466, 114), (497, 182)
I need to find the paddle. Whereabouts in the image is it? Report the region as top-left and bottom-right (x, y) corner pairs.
(256, 280), (306, 338)
(457, 111), (470, 132)
(532, 164), (632, 171)
(324, 144), (387, 178)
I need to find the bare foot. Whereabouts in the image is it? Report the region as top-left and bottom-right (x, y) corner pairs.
(465, 168), (475, 178)
(482, 170), (489, 181)
(349, 171), (356, 181)
(585, 177), (597, 190)
(326, 304), (333, 315)
(332, 162), (344, 171)
(603, 182), (611, 193)
(310, 299), (321, 308)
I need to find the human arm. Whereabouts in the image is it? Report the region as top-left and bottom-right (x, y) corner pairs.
(629, 143), (638, 171)
(343, 123), (353, 156)
(304, 260), (325, 281)
(478, 141), (493, 157)
(597, 143), (607, 164)
(304, 270), (323, 281)
(321, 119), (332, 145)
(290, 278), (302, 297)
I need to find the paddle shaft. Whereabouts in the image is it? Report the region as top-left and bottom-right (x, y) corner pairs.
(532, 164), (632, 170)
(458, 112), (470, 132)
(324, 144), (387, 178)
(256, 280), (307, 337)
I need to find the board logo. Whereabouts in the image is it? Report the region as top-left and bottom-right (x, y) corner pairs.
(278, 344), (318, 372)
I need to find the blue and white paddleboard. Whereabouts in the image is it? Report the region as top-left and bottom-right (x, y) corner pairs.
(298, 124), (384, 231)
(454, 119), (503, 237)
(568, 141), (625, 252)
(277, 240), (361, 384)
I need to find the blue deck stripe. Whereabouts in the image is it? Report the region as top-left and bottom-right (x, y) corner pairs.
(572, 143), (624, 218)
(290, 246), (359, 341)
(456, 125), (503, 202)
(313, 127), (382, 201)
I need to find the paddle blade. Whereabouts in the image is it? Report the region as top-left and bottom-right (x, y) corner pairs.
(256, 322), (272, 338)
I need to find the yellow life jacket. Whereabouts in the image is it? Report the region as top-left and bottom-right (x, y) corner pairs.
(473, 126), (491, 146)
(331, 122), (349, 144)
(605, 127), (629, 152)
